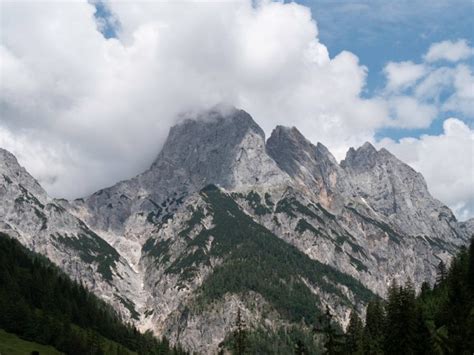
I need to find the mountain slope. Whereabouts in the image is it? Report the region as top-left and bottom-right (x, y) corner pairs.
(0, 148), (145, 322)
(139, 185), (374, 352)
(0, 233), (182, 355)
(0, 107), (471, 353)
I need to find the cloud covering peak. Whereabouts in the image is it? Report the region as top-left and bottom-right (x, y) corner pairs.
(0, 1), (473, 219)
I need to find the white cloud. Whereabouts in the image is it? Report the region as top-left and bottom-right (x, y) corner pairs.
(380, 40), (473, 129)
(0, 0), (391, 197)
(379, 118), (474, 221)
(387, 96), (437, 128)
(424, 39), (473, 63)
(384, 61), (426, 92)
(0, 1), (472, 220)
(443, 64), (474, 116)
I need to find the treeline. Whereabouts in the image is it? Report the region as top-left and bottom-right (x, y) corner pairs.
(225, 238), (473, 354)
(0, 233), (186, 355)
(340, 237), (474, 354)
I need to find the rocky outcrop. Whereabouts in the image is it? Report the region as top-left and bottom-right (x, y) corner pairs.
(266, 126), (353, 210)
(0, 149), (147, 321)
(341, 142), (466, 240)
(1, 107), (472, 354)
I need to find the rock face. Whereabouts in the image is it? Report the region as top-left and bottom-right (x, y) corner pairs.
(0, 108), (472, 354)
(341, 143), (460, 238)
(266, 126), (353, 210)
(0, 149), (145, 321)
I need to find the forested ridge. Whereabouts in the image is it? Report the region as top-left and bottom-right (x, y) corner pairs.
(341, 237), (474, 355)
(0, 232), (186, 355)
(223, 237), (474, 354)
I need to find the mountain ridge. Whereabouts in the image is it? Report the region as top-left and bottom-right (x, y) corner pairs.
(1, 106), (472, 353)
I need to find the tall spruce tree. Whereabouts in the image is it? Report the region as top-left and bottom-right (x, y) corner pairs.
(436, 261), (448, 286)
(363, 299), (385, 355)
(234, 308), (247, 355)
(345, 309), (364, 354)
(319, 305), (344, 355)
(384, 280), (418, 354)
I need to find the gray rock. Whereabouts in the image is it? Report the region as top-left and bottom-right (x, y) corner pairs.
(1, 107), (472, 354)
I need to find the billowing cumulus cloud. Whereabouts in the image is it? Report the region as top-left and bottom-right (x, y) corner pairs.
(387, 96), (437, 129)
(0, 1), (472, 219)
(0, 1), (386, 196)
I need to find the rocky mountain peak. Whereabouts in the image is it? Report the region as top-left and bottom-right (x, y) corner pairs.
(340, 142), (458, 237)
(0, 148), (48, 203)
(146, 107), (281, 191)
(266, 125), (351, 208)
(153, 108), (264, 164)
(340, 141), (379, 172)
(0, 147), (24, 177)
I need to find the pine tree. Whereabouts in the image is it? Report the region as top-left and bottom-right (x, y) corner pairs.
(436, 261), (448, 285)
(319, 305), (343, 355)
(384, 279), (418, 354)
(363, 299), (385, 355)
(345, 310), (363, 354)
(234, 308), (247, 355)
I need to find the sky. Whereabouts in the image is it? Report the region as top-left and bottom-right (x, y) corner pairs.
(0, 0), (473, 220)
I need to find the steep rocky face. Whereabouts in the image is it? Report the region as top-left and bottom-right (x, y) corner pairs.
(148, 108), (274, 190)
(266, 126), (352, 210)
(77, 108), (286, 235)
(139, 185), (373, 352)
(1, 107), (472, 354)
(0, 148), (48, 203)
(0, 150), (146, 321)
(341, 143), (465, 239)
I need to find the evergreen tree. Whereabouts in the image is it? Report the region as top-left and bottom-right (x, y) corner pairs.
(435, 261), (448, 285)
(363, 299), (385, 355)
(234, 308), (247, 355)
(345, 309), (363, 354)
(384, 279), (418, 354)
(319, 305), (343, 355)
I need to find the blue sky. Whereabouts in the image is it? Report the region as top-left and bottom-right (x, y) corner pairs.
(296, 0), (474, 140)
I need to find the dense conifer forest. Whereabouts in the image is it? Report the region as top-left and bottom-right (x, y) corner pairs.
(0, 233), (186, 355)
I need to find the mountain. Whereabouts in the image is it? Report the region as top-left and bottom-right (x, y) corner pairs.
(0, 107), (472, 353)
(0, 233), (183, 354)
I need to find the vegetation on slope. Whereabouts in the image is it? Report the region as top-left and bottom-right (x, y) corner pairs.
(0, 233), (186, 355)
(164, 185), (374, 327)
(341, 237), (474, 354)
(0, 329), (63, 355)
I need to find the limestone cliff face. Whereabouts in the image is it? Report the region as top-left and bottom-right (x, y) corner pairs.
(0, 149), (146, 322)
(266, 126), (353, 210)
(0, 108), (472, 354)
(341, 142), (463, 239)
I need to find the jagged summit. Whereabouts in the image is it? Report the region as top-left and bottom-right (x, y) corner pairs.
(341, 142), (379, 172)
(1, 106), (472, 354)
(152, 108), (265, 169)
(146, 107), (282, 191)
(0, 147), (48, 203)
(266, 124), (351, 207)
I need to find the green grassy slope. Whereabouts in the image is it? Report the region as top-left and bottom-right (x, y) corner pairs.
(0, 329), (63, 355)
